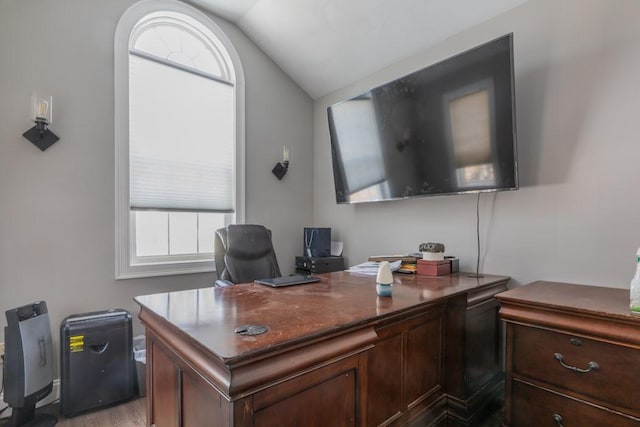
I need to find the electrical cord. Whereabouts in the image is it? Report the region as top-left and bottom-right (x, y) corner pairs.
(0, 358), (7, 417)
(0, 396), (60, 419)
(468, 192), (483, 278)
(476, 192), (481, 277)
(0, 388), (7, 417)
(0, 358), (60, 419)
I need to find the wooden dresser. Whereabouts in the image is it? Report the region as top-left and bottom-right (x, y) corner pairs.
(497, 281), (640, 427)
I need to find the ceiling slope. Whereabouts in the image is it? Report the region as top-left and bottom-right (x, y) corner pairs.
(190, 0), (527, 98)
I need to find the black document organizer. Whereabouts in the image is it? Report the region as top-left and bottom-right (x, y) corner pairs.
(60, 309), (135, 417)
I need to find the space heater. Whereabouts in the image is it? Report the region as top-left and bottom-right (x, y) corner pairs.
(2, 301), (57, 427)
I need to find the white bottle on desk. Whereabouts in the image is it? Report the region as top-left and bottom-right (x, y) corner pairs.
(630, 248), (640, 314)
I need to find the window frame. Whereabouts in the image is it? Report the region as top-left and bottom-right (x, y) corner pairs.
(114, 0), (245, 279)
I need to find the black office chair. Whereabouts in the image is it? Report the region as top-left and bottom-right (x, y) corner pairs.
(214, 224), (281, 286)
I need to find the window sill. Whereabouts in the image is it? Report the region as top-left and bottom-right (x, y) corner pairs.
(116, 260), (215, 280)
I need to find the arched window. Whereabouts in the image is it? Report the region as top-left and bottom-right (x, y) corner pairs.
(115, 0), (245, 278)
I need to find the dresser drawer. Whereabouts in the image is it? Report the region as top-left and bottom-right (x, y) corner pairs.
(511, 380), (639, 427)
(511, 325), (640, 415)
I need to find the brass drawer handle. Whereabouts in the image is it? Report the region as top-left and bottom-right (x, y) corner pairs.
(554, 353), (600, 373)
(553, 413), (564, 427)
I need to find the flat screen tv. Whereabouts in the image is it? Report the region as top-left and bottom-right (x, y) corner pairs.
(327, 34), (517, 204)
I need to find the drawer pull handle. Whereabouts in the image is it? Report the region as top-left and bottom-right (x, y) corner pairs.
(554, 353), (599, 373)
(553, 413), (564, 427)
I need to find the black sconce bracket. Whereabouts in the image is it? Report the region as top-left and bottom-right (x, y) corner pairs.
(272, 160), (289, 180)
(23, 123), (59, 151)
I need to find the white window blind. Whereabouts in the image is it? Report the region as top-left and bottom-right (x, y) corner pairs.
(115, 1), (245, 278)
(129, 54), (234, 212)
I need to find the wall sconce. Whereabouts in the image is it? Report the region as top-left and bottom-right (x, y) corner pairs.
(23, 95), (59, 151)
(272, 146), (290, 180)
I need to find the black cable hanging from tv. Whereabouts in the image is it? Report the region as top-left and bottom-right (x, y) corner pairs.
(468, 192), (483, 279)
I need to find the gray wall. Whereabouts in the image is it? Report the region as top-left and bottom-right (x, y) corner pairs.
(314, 0), (640, 289)
(0, 0), (313, 363)
(2, 0), (638, 392)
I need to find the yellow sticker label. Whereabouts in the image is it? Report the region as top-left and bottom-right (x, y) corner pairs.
(69, 335), (84, 352)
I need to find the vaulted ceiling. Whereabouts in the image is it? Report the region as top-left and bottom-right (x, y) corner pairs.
(189, 0), (527, 99)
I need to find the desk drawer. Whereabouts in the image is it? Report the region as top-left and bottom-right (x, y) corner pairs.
(511, 380), (639, 427)
(512, 325), (640, 414)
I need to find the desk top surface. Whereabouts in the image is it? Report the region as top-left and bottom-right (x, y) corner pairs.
(496, 280), (639, 322)
(135, 271), (508, 362)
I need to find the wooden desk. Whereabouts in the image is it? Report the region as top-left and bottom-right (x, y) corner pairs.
(135, 271), (509, 426)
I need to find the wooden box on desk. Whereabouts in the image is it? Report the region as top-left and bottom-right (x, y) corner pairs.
(417, 259), (451, 276)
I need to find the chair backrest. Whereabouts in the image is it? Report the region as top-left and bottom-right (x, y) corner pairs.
(214, 224), (281, 284)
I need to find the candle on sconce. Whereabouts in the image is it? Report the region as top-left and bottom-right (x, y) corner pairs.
(283, 146), (290, 163)
(23, 94), (59, 151)
(32, 95), (53, 124)
(36, 99), (49, 121)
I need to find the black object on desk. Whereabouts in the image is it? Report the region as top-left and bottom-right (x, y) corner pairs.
(296, 256), (344, 274)
(255, 275), (320, 288)
(303, 228), (331, 257)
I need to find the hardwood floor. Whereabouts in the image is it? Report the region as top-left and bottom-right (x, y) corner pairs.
(51, 400), (502, 427)
(2, 398), (503, 426)
(0, 398), (146, 427)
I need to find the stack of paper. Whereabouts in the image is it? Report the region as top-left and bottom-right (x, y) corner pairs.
(347, 260), (402, 276)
